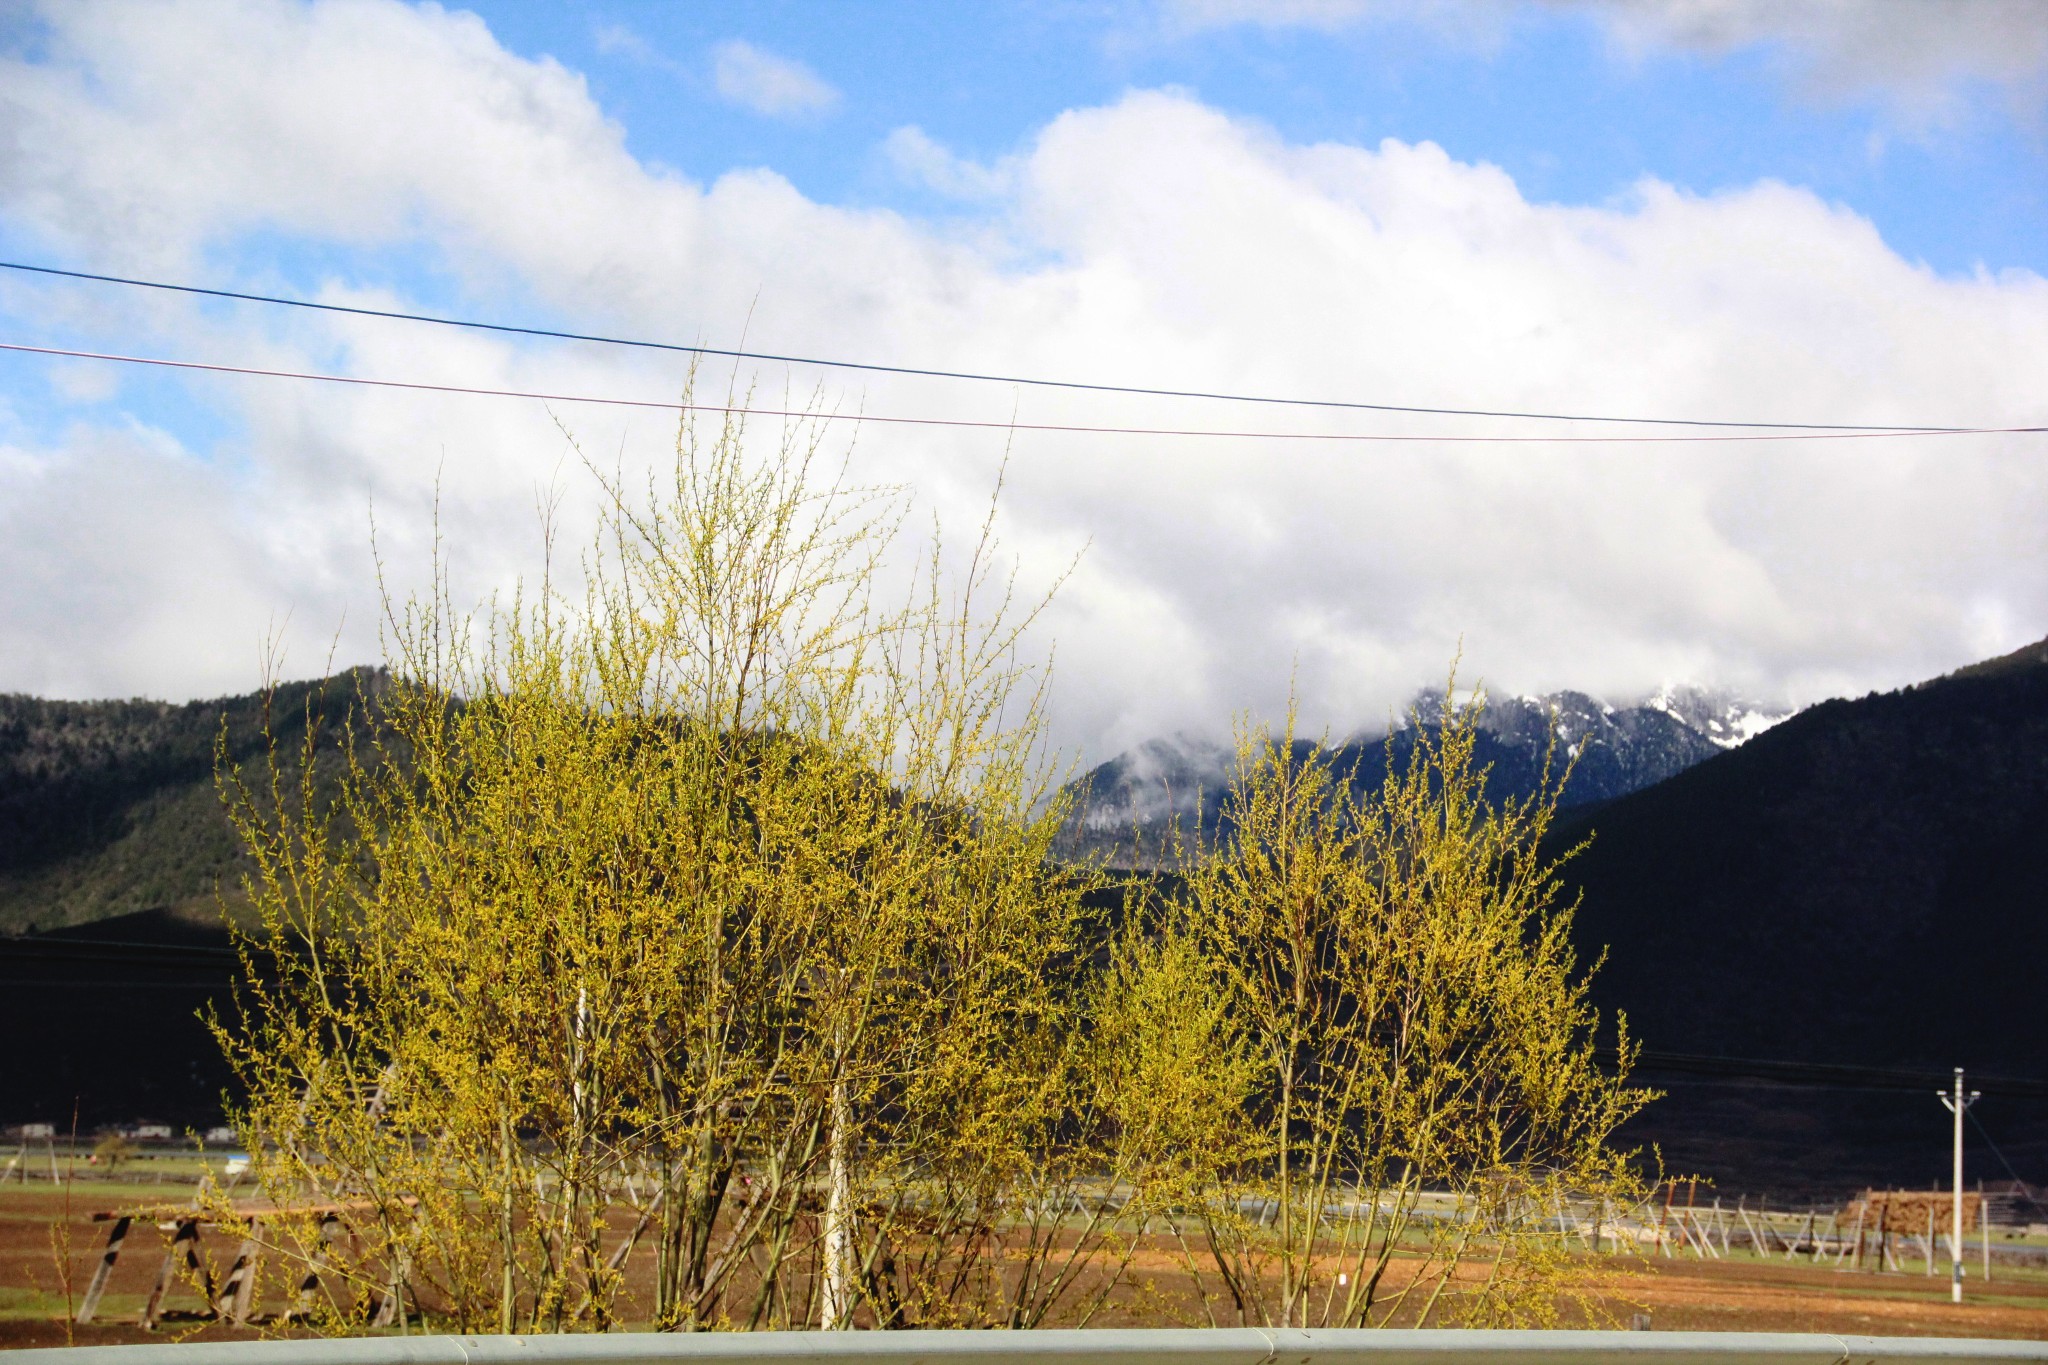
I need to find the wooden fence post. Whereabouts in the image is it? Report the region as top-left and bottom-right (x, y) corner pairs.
(215, 1220), (263, 1325)
(76, 1216), (132, 1324)
(143, 1218), (211, 1330)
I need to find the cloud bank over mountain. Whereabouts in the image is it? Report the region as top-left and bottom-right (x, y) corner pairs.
(0, 0), (2042, 762)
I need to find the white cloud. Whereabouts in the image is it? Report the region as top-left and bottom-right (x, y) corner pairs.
(1163, 0), (2048, 114)
(0, 0), (2043, 763)
(46, 361), (120, 404)
(1572, 0), (2048, 117)
(1165, 0), (1382, 30)
(883, 126), (1013, 200)
(593, 22), (666, 68)
(0, 423), (287, 700)
(710, 39), (839, 120)
(1579, 1), (2048, 83)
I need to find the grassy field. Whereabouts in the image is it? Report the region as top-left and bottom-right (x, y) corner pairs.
(5, 1169), (2047, 1347)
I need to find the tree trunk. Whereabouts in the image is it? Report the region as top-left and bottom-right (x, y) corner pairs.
(500, 1109), (518, 1334)
(821, 1074), (855, 1329)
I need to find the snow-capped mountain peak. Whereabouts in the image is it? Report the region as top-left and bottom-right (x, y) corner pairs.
(1640, 683), (1790, 749)
(1059, 681), (1801, 864)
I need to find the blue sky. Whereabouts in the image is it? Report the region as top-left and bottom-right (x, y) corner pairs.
(0, 1), (2043, 756)
(478, 1), (2046, 279)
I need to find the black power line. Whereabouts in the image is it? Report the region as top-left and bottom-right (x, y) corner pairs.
(0, 258), (1985, 434)
(6, 341), (2040, 444)
(1969, 1109), (2038, 1186)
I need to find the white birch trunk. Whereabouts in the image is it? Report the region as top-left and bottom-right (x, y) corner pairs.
(821, 1074), (854, 1329)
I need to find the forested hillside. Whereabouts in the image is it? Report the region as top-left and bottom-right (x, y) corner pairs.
(1560, 632), (2048, 1071)
(1557, 633), (2048, 1189)
(5, 642), (2045, 1194)
(0, 671), (372, 934)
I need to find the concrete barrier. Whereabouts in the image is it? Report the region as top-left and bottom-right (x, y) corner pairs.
(12, 1329), (2048, 1365)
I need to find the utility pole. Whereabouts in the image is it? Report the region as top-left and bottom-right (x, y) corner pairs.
(1937, 1068), (1981, 1304)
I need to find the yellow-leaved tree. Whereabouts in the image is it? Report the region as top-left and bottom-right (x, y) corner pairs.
(1101, 695), (1653, 1327)
(212, 395), (1126, 1333)
(209, 391), (1654, 1335)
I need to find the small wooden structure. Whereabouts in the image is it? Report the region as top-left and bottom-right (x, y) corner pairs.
(1848, 1189), (1983, 1234)
(76, 1198), (397, 1329)
(1832, 1190), (1984, 1275)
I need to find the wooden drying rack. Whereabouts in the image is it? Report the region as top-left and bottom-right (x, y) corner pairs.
(76, 1197), (409, 1330)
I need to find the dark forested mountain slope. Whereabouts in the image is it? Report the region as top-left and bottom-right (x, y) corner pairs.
(1560, 633), (2048, 1071)
(0, 907), (243, 1127)
(1557, 635), (2048, 1189)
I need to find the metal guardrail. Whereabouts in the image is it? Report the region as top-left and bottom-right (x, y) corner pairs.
(11, 1329), (2048, 1365)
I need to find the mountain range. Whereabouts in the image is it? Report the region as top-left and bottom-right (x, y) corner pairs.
(2, 642), (2043, 1195)
(1058, 684), (1788, 864)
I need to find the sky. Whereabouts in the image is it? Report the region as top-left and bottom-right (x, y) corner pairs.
(0, 0), (2044, 764)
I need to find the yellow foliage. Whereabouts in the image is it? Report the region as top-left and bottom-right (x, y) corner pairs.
(1115, 690), (1653, 1327)
(209, 395), (1652, 1335)
(213, 394), (1104, 1332)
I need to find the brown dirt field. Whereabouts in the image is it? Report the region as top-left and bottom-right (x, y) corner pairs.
(6, 1181), (2046, 1347)
(1571, 1256), (2048, 1338)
